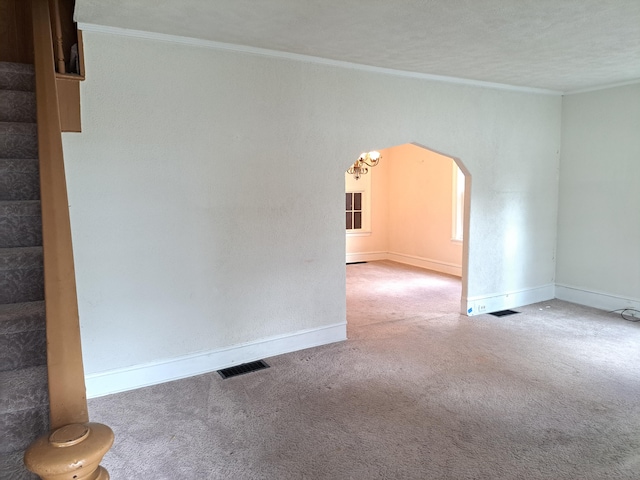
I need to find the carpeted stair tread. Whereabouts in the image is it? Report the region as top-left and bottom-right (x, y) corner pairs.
(0, 63), (34, 74)
(0, 451), (40, 480)
(0, 201), (42, 248)
(0, 122), (38, 159)
(0, 366), (49, 414)
(0, 302), (45, 335)
(0, 90), (36, 123)
(0, 247), (44, 304)
(0, 404), (49, 454)
(0, 326), (47, 372)
(0, 452), (39, 480)
(0, 366), (49, 454)
(0, 331), (47, 371)
(0, 246), (43, 270)
(0, 62), (35, 93)
(0, 301), (46, 371)
(0, 200), (40, 215)
(0, 158), (40, 201)
(0, 338), (46, 372)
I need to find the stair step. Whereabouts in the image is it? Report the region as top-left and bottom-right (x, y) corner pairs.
(0, 247), (44, 304)
(0, 158), (40, 201)
(0, 63), (44, 475)
(0, 302), (46, 372)
(0, 62), (35, 93)
(0, 301), (45, 335)
(0, 405), (49, 454)
(0, 366), (48, 415)
(0, 91), (36, 123)
(0, 122), (38, 159)
(0, 451), (40, 480)
(0, 327), (46, 373)
(0, 246), (43, 270)
(0, 365), (49, 454)
(0, 328), (46, 372)
(0, 201), (42, 248)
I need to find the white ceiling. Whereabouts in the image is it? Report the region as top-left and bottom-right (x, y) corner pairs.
(75, 0), (640, 93)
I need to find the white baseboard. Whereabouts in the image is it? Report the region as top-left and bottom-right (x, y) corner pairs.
(387, 252), (462, 277)
(346, 251), (387, 264)
(464, 284), (555, 316)
(345, 250), (462, 277)
(555, 284), (640, 312)
(85, 322), (346, 398)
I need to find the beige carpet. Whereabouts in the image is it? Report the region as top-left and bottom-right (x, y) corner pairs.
(88, 261), (640, 479)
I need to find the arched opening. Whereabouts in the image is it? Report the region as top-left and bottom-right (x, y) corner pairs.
(344, 143), (471, 330)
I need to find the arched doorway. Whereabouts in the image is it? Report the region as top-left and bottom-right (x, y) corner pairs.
(344, 143), (471, 323)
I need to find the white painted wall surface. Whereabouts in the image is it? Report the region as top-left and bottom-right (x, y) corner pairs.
(556, 84), (640, 311)
(387, 144), (462, 276)
(63, 30), (561, 393)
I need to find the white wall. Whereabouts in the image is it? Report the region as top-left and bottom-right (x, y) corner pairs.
(387, 144), (463, 276)
(556, 84), (640, 311)
(63, 29), (561, 395)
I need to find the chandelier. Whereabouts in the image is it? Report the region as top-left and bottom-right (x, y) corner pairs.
(347, 151), (381, 180)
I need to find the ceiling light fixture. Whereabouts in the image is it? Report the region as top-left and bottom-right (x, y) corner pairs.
(347, 151), (381, 180)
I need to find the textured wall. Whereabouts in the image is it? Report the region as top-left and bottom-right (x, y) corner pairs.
(62, 31), (561, 375)
(557, 84), (640, 303)
(387, 144), (462, 272)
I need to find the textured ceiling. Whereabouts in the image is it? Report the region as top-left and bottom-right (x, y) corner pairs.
(75, 0), (640, 93)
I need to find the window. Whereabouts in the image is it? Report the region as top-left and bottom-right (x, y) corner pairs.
(346, 192), (363, 230)
(452, 163), (465, 241)
(345, 168), (372, 233)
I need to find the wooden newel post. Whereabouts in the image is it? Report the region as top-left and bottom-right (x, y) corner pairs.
(24, 423), (114, 480)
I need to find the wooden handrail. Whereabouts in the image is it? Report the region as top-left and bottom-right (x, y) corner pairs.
(25, 1), (113, 478)
(32, 0), (88, 429)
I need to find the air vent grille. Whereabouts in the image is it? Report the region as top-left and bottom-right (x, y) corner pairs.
(490, 309), (520, 317)
(218, 360), (270, 379)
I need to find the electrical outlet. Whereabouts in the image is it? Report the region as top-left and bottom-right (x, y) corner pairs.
(477, 305), (486, 312)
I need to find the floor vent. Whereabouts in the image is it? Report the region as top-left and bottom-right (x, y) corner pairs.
(218, 360), (270, 379)
(490, 309), (520, 317)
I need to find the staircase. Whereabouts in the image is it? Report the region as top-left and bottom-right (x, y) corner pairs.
(0, 61), (49, 480)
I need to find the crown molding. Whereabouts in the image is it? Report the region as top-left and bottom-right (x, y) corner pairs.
(564, 78), (640, 96)
(77, 23), (562, 96)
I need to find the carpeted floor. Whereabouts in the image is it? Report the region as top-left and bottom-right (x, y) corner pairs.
(88, 261), (640, 479)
